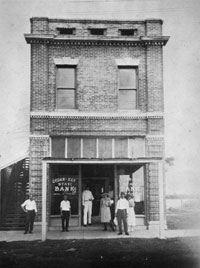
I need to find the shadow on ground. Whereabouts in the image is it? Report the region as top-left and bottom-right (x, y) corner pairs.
(0, 237), (200, 268)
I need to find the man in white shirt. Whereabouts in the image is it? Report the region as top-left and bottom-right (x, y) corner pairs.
(21, 194), (37, 234)
(60, 194), (71, 232)
(82, 185), (94, 226)
(115, 192), (129, 235)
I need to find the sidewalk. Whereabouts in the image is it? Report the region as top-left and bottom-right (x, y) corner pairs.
(0, 228), (200, 242)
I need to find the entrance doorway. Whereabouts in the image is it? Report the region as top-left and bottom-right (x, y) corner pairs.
(82, 178), (109, 223)
(82, 164), (114, 224)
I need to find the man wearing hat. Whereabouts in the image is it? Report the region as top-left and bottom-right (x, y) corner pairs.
(115, 192), (129, 235)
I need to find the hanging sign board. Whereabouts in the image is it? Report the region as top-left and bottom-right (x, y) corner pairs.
(52, 176), (78, 195)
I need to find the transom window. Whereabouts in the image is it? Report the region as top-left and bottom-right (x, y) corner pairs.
(51, 137), (145, 159)
(57, 28), (75, 35)
(89, 28), (105, 35)
(119, 29), (138, 36)
(56, 66), (76, 109)
(118, 67), (138, 110)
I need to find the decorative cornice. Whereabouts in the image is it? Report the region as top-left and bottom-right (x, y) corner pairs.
(30, 111), (164, 120)
(30, 17), (163, 25)
(24, 34), (169, 46)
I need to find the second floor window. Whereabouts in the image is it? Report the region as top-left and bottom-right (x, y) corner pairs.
(118, 67), (138, 110)
(56, 66), (76, 109)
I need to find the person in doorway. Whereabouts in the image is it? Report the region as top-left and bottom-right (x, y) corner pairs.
(82, 185), (94, 226)
(115, 192), (129, 235)
(127, 194), (136, 232)
(108, 185), (116, 231)
(21, 194), (37, 234)
(60, 194), (71, 232)
(100, 193), (113, 231)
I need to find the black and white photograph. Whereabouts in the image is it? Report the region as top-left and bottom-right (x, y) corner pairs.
(0, 0), (200, 267)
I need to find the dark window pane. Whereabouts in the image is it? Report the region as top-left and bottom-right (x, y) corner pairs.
(57, 28), (75, 35)
(99, 138), (112, 158)
(83, 138), (96, 158)
(67, 138), (81, 158)
(57, 89), (75, 109)
(57, 68), (75, 88)
(120, 29), (138, 36)
(51, 137), (65, 158)
(118, 90), (136, 109)
(90, 28), (105, 35)
(119, 68), (136, 89)
(115, 138), (128, 158)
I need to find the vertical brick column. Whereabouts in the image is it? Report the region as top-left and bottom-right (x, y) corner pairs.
(31, 17), (49, 34)
(146, 46), (163, 112)
(31, 44), (49, 111)
(145, 19), (163, 36)
(146, 163), (160, 230)
(29, 137), (50, 222)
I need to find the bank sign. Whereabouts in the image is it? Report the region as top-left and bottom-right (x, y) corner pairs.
(52, 176), (78, 195)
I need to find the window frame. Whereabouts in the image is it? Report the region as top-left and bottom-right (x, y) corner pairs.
(56, 65), (77, 110)
(118, 66), (138, 110)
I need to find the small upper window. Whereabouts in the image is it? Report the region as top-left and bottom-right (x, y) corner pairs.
(89, 28), (105, 35)
(120, 29), (138, 36)
(57, 28), (75, 35)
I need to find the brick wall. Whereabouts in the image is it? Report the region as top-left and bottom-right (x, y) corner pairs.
(30, 43), (163, 112)
(31, 44), (49, 111)
(30, 116), (147, 136)
(146, 46), (164, 112)
(29, 137), (50, 220)
(147, 163), (160, 221)
(146, 137), (164, 157)
(29, 18), (164, 113)
(27, 18), (167, 226)
(31, 17), (49, 34)
(145, 19), (163, 36)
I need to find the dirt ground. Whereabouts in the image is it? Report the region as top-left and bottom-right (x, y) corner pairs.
(0, 237), (200, 268)
(167, 209), (200, 230)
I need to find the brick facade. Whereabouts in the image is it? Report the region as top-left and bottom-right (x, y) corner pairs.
(25, 17), (169, 227)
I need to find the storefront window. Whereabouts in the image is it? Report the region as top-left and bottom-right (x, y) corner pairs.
(117, 165), (144, 215)
(50, 164), (79, 215)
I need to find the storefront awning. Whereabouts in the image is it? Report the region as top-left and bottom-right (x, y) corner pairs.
(42, 157), (162, 164)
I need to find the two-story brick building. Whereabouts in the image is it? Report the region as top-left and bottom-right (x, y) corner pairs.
(25, 17), (169, 234)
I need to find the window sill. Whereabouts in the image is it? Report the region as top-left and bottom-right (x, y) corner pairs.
(55, 109), (77, 112)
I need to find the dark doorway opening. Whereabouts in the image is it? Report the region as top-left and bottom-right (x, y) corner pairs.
(82, 164), (114, 224)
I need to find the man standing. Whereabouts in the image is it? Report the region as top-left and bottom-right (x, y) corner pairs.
(115, 192), (129, 235)
(21, 194), (37, 234)
(82, 185), (94, 226)
(60, 194), (71, 232)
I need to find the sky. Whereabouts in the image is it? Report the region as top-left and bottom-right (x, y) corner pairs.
(0, 0), (200, 195)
